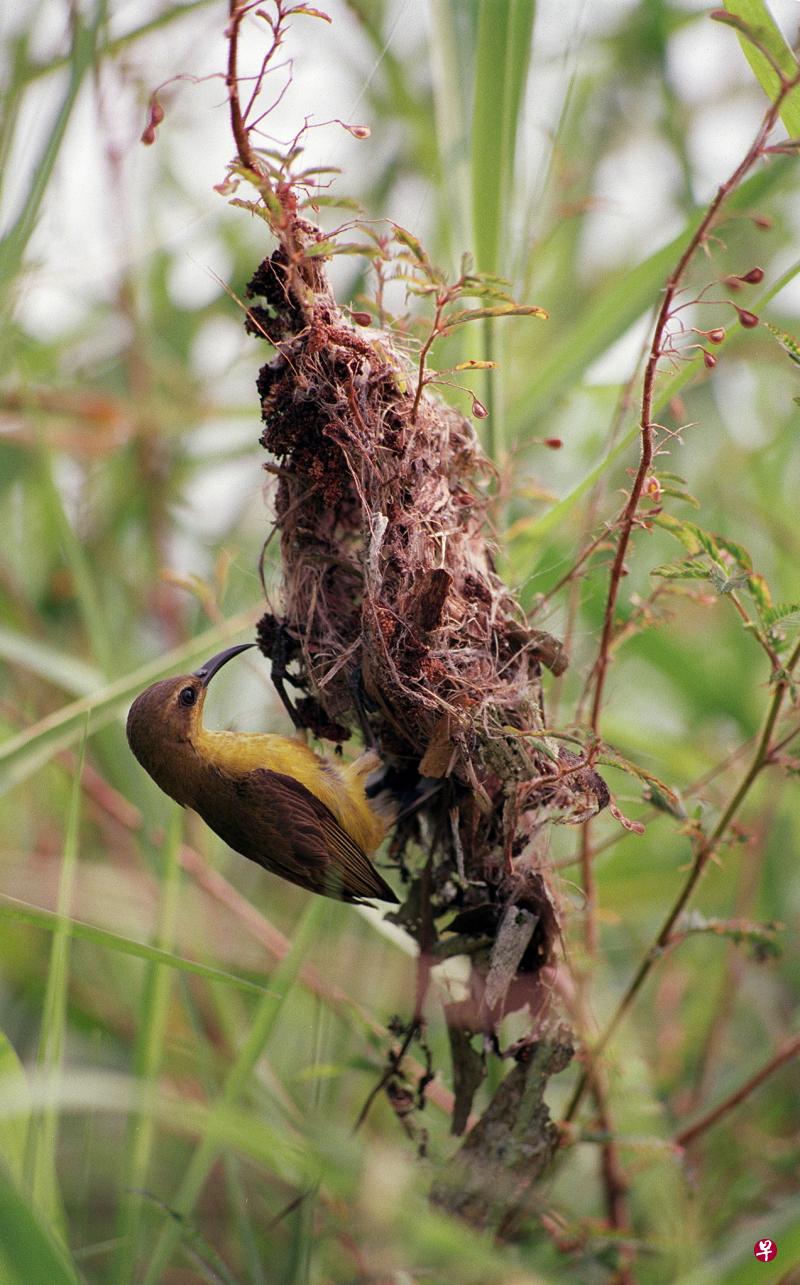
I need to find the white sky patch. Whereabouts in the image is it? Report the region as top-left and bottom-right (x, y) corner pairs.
(580, 135), (684, 277)
(713, 358), (768, 449)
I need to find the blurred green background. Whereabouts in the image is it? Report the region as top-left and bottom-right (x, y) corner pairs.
(1, 1), (799, 1280)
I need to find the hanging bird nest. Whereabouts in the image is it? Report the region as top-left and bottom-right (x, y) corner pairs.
(247, 222), (608, 1022)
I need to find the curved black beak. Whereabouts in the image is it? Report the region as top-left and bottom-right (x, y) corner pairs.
(193, 642), (255, 688)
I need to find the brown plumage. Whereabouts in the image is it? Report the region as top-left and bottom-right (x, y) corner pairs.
(126, 644), (397, 904)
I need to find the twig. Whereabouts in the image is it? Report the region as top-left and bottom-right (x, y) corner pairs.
(353, 1018), (420, 1132)
(675, 1031), (800, 1149)
(588, 66), (800, 735)
(684, 798), (779, 1112)
(227, 2), (265, 177)
(566, 632), (800, 1121)
(411, 296), (446, 424)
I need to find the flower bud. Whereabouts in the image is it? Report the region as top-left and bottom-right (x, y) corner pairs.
(736, 308), (759, 329)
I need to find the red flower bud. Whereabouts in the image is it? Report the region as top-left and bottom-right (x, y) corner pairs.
(141, 97), (164, 146)
(471, 397), (488, 419)
(736, 308), (759, 329)
(739, 266), (764, 284)
(703, 350), (717, 369)
(706, 327), (725, 344)
(544, 437), (562, 449)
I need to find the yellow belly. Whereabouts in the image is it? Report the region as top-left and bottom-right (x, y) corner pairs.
(194, 730), (386, 853)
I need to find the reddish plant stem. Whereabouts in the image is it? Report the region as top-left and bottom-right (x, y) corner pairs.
(588, 73), (800, 736)
(227, 2), (262, 177)
(565, 635), (800, 1122)
(591, 1063), (629, 1240)
(675, 1032), (800, 1149)
(411, 296), (446, 424)
(227, 0), (286, 186)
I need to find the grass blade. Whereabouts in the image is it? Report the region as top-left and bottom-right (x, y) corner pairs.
(722, 1), (800, 137)
(142, 897), (327, 1285)
(0, 626), (101, 696)
(471, 0), (536, 456)
(0, 896), (273, 999)
(24, 715), (88, 1233)
(0, 7), (101, 296)
(0, 1034), (30, 1187)
(0, 608), (258, 796)
(0, 1162), (79, 1285)
(113, 807), (183, 1283)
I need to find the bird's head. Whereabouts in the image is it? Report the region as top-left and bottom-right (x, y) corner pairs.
(126, 643), (254, 799)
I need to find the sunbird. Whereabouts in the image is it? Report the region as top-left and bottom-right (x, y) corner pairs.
(126, 643), (397, 903)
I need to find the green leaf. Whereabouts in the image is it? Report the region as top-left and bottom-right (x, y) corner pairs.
(746, 572), (774, 615)
(392, 224), (430, 266)
(453, 283), (516, 302)
(678, 910), (782, 960)
(0, 895), (272, 999)
(651, 559), (712, 581)
(721, 2), (800, 139)
(597, 747), (683, 816)
(113, 809), (184, 1282)
(761, 600), (800, 630)
(645, 782), (688, 822)
(659, 486), (701, 509)
(0, 1162), (79, 1285)
(653, 515), (755, 573)
(471, 0), (535, 275)
(229, 197), (274, 226)
(25, 717), (88, 1233)
(298, 195), (362, 212)
(0, 1036), (28, 1187)
(0, 11), (101, 294)
(442, 303), (548, 330)
(713, 535), (753, 571)
(763, 320), (800, 366)
(142, 899), (327, 1285)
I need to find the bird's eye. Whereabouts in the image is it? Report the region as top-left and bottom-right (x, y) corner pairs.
(178, 686), (197, 707)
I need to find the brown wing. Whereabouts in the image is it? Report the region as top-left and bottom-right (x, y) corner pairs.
(196, 766), (397, 904)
